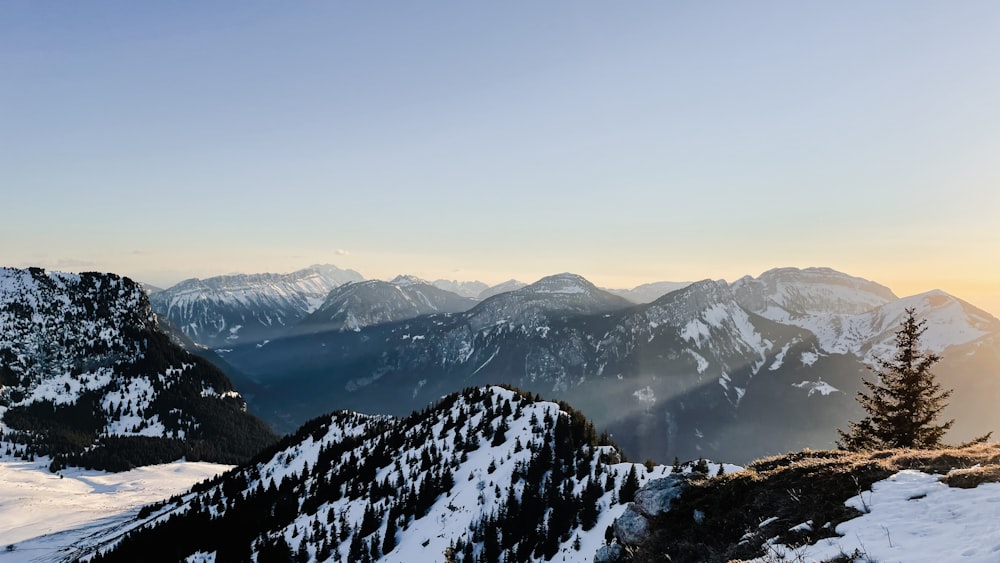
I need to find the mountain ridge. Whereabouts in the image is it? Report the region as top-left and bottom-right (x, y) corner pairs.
(78, 386), (684, 563)
(149, 264), (363, 348)
(298, 278), (477, 333)
(0, 267), (276, 471)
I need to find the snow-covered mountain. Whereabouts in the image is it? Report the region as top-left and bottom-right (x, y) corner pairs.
(786, 289), (999, 362)
(733, 267), (999, 362)
(0, 267), (275, 471)
(478, 279), (527, 300)
(466, 273), (633, 332)
(297, 278), (477, 333)
(70, 386), (676, 563)
(606, 281), (692, 304)
(732, 267), (897, 320)
(149, 264), (363, 348)
(431, 279), (489, 299)
(219, 267), (1000, 464)
(221, 274), (809, 460)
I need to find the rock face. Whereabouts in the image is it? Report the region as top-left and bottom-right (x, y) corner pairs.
(0, 267), (276, 470)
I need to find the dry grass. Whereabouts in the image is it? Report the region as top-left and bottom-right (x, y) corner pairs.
(622, 443), (1000, 563)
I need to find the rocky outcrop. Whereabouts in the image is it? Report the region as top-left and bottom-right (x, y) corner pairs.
(613, 507), (651, 546)
(610, 475), (692, 554)
(634, 475), (687, 516)
(593, 544), (624, 563)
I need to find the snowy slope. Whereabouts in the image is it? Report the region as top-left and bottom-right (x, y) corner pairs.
(0, 458), (230, 554)
(611, 445), (1000, 563)
(0, 267), (275, 470)
(149, 264), (363, 348)
(71, 386), (675, 563)
(756, 469), (1000, 562)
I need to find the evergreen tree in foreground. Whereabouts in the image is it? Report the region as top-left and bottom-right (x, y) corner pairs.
(838, 308), (954, 450)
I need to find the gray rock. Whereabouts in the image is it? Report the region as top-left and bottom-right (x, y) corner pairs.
(633, 475), (687, 517)
(593, 543), (624, 563)
(613, 504), (650, 545)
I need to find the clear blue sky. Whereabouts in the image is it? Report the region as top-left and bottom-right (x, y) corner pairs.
(3, 2), (999, 313)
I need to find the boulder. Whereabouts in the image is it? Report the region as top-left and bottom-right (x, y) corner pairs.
(633, 475), (687, 517)
(613, 504), (650, 545)
(593, 543), (624, 563)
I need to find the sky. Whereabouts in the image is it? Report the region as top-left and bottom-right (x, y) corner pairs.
(2, 1), (999, 315)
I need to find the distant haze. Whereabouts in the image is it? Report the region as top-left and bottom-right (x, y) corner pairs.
(3, 2), (998, 316)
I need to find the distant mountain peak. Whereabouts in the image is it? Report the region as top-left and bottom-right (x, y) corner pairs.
(732, 266), (896, 321)
(522, 272), (596, 294)
(478, 279), (527, 300)
(390, 274), (430, 286)
(606, 280), (692, 304)
(431, 279), (489, 298)
(300, 278), (476, 333)
(465, 273), (632, 332)
(149, 265), (363, 347)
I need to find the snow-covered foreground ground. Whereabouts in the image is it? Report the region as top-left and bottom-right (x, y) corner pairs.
(759, 469), (1000, 562)
(0, 458), (231, 562)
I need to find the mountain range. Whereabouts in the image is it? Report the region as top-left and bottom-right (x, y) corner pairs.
(148, 264), (364, 348)
(198, 266), (1000, 464)
(147, 270), (690, 351)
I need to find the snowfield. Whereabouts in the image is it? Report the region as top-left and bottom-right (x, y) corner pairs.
(757, 469), (1000, 563)
(0, 459), (231, 561)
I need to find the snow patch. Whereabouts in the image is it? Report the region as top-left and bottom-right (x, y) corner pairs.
(633, 386), (656, 408)
(758, 470), (1000, 563)
(792, 380), (840, 397)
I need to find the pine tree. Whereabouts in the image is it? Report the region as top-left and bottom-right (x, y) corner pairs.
(837, 308), (955, 450)
(618, 465), (639, 504)
(382, 515), (397, 555)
